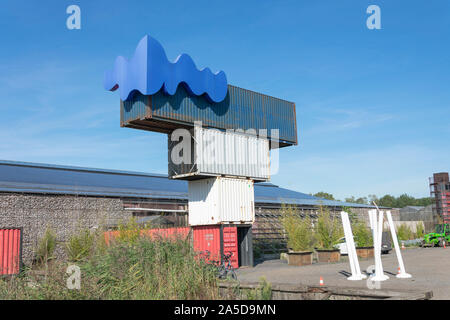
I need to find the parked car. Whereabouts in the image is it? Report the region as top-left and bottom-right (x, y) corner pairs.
(334, 232), (392, 255)
(381, 231), (392, 254)
(334, 237), (348, 255)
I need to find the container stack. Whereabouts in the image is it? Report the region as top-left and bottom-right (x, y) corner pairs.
(170, 126), (270, 268)
(104, 35), (297, 269)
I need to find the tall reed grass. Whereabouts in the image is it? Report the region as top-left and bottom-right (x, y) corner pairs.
(0, 222), (219, 300)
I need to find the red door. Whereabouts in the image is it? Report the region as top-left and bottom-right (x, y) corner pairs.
(222, 226), (238, 269)
(192, 225), (221, 263)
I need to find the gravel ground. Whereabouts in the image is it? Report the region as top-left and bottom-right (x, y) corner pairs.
(236, 247), (450, 299)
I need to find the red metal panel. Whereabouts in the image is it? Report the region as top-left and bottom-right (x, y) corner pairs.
(143, 227), (190, 240)
(0, 229), (21, 275)
(222, 226), (238, 269)
(192, 225), (221, 264)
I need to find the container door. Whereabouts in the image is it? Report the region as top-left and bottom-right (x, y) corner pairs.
(192, 226), (221, 263)
(237, 226), (254, 267)
(0, 228), (22, 275)
(188, 179), (219, 226)
(221, 226), (238, 269)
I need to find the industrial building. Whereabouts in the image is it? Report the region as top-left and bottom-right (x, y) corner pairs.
(429, 172), (450, 224)
(0, 160), (376, 268)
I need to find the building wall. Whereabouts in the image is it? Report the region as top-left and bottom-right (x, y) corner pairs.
(1, 192), (402, 264)
(0, 194), (130, 265)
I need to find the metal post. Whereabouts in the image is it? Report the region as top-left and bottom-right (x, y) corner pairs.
(341, 211), (366, 280)
(370, 210), (389, 281)
(386, 211), (412, 278)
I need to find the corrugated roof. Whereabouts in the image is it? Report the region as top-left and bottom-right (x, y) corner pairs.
(0, 160), (373, 208)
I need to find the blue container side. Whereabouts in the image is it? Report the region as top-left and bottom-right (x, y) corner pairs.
(121, 85), (297, 145)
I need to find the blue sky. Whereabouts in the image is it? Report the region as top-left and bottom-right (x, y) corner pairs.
(0, 0), (449, 200)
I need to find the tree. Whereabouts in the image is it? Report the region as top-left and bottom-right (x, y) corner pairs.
(345, 196), (368, 205)
(368, 194), (379, 205)
(378, 194), (396, 208)
(396, 194), (416, 208)
(345, 196), (356, 203)
(313, 192), (335, 200)
(355, 197), (368, 205)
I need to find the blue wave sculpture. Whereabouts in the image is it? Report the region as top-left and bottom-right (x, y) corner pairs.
(103, 35), (228, 103)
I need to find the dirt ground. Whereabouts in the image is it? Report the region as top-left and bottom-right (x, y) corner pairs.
(236, 247), (450, 299)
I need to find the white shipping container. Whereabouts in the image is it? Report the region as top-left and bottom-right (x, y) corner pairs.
(168, 126), (270, 181)
(188, 177), (255, 226)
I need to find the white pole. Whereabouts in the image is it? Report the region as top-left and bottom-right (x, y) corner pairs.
(386, 211), (412, 278)
(370, 209), (389, 281)
(368, 209), (376, 231)
(341, 211), (366, 280)
(368, 209), (378, 277)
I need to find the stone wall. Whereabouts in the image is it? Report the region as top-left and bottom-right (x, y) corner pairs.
(0, 194), (130, 265)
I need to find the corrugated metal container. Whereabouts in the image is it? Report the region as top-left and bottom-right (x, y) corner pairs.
(121, 84), (297, 147)
(192, 225), (239, 269)
(0, 228), (22, 275)
(188, 177), (255, 226)
(192, 225), (222, 263)
(168, 126), (270, 181)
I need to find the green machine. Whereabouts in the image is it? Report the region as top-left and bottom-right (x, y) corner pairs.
(422, 224), (450, 247)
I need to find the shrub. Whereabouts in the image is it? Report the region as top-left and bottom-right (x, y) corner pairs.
(66, 229), (95, 262)
(35, 227), (57, 265)
(343, 207), (358, 223)
(315, 206), (343, 250)
(352, 221), (373, 247)
(416, 222), (424, 239)
(280, 205), (315, 252)
(397, 223), (413, 241)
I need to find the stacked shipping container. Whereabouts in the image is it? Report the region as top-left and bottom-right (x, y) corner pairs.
(121, 85), (297, 147)
(109, 37), (297, 269)
(169, 126), (270, 181)
(188, 177), (255, 226)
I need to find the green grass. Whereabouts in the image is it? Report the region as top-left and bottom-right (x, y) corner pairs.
(0, 224), (219, 300)
(35, 227), (57, 265)
(245, 277), (272, 300)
